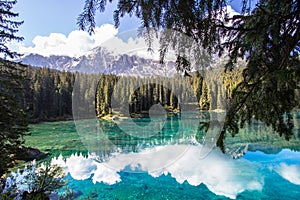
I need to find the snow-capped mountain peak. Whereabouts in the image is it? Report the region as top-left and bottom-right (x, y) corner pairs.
(19, 46), (177, 77)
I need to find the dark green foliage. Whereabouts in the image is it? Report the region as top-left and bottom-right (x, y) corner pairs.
(96, 75), (185, 117)
(96, 74), (119, 117)
(0, 59), (29, 177)
(78, 0), (227, 53)
(95, 70), (243, 117)
(28, 68), (75, 122)
(0, 65), (75, 176)
(16, 66), (75, 122)
(218, 0), (300, 151)
(0, 0), (24, 59)
(78, 0), (300, 151)
(30, 164), (65, 196)
(1, 163), (65, 199)
(11, 61), (296, 155)
(0, 0), (27, 179)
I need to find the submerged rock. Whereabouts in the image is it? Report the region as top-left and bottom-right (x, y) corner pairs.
(73, 190), (83, 198)
(48, 192), (59, 200)
(15, 146), (48, 161)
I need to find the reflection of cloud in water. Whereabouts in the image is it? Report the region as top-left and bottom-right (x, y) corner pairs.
(92, 162), (121, 185)
(51, 145), (263, 199)
(51, 154), (121, 185)
(52, 154), (96, 180)
(150, 146), (263, 199)
(275, 163), (300, 185)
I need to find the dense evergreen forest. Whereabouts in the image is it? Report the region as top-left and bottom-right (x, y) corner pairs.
(10, 64), (243, 122)
(2, 60), (298, 123)
(95, 69), (243, 118)
(1, 60), (300, 168)
(17, 64), (75, 122)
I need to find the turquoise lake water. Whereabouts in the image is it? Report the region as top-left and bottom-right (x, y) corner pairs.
(53, 148), (300, 200)
(27, 112), (300, 199)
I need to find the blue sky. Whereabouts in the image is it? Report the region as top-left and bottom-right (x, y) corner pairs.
(13, 0), (140, 46)
(11, 0), (257, 57)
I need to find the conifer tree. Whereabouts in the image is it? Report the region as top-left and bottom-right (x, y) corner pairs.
(0, 0), (23, 59)
(0, 0), (28, 176)
(0, 60), (29, 176)
(78, 0), (299, 151)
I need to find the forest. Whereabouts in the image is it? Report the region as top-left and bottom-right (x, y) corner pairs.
(17, 63), (75, 122)
(95, 69), (243, 118)
(0, 0), (299, 198)
(0, 60), (249, 122)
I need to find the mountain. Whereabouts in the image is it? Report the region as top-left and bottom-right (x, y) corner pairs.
(19, 47), (177, 77)
(18, 6), (241, 77)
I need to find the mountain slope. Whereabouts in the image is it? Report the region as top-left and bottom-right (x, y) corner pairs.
(19, 47), (177, 77)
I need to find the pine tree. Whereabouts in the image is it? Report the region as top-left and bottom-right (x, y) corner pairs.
(0, 0), (28, 177)
(0, 0), (24, 59)
(199, 81), (210, 110)
(0, 60), (29, 176)
(79, 0), (300, 151)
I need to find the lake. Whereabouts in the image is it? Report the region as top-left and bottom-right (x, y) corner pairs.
(26, 111), (300, 199)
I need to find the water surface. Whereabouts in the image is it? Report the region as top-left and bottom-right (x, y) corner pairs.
(26, 112), (300, 199)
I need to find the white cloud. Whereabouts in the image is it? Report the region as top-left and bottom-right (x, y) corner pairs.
(10, 23), (164, 59)
(11, 24), (119, 57)
(52, 145), (263, 199)
(144, 145), (263, 199)
(92, 162), (121, 185)
(275, 163), (300, 185)
(9, 24), (178, 61)
(100, 34), (162, 60)
(65, 154), (97, 180)
(8, 5), (239, 60)
(92, 25), (119, 46)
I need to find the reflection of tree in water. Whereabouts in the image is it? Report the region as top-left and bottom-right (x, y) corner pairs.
(94, 110), (300, 161)
(224, 111), (300, 154)
(98, 114), (181, 153)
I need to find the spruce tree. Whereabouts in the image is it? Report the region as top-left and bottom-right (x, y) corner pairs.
(0, 60), (29, 177)
(0, 0), (28, 177)
(78, 0), (299, 151)
(0, 0), (23, 59)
